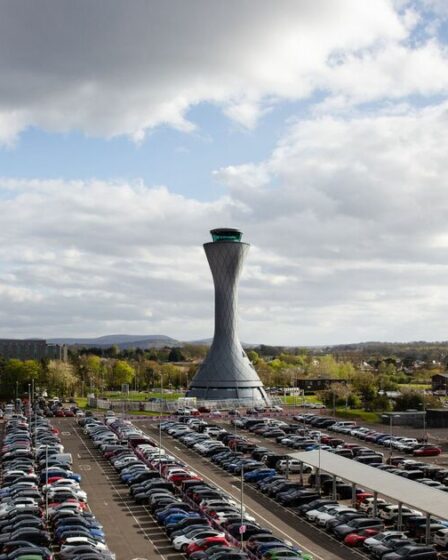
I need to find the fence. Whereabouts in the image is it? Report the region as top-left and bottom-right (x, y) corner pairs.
(87, 395), (284, 412)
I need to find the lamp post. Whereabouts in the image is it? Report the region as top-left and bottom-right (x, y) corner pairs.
(45, 445), (49, 520)
(28, 382), (31, 422)
(317, 433), (321, 493)
(384, 414), (400, 458)
(240, 465), (244, 548)
(159, 370), (163, 475)
(421, 393), (427, 443)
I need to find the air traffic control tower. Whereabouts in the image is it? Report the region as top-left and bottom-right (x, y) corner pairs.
(186, 228), (269, 404)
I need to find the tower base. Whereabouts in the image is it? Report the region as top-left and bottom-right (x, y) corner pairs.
(186, 385), (270, 405)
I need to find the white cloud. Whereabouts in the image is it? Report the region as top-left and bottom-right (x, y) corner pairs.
(0, 0), (426, 144)
(2, 1), (448, 345)
(3, 100), (448, 344)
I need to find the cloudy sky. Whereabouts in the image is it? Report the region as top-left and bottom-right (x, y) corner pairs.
(1, 0), (448, 345)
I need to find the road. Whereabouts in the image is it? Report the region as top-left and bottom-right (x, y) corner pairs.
(139, 420), (366, 560)
(55, 418), (184, 560)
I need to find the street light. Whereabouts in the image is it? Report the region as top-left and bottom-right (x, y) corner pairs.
(45, 445), (49, 520)
(383, 414), (400, 458)
(159, 370), (163, 475)
(240, 466), (244, 548)
(316, 433), (322, 493)
(420, 394), (427, 443)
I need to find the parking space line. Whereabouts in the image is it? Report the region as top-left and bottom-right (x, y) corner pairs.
(71, 423), (170, 560)
(146, 425), (328, 560)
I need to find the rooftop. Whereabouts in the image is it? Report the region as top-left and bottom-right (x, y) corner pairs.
(290, 449), (448, 519)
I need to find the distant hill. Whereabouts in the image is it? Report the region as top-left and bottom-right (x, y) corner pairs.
(48, 334), (180, 349)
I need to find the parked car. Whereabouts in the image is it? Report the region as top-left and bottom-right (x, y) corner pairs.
(413, 445), (442, 457)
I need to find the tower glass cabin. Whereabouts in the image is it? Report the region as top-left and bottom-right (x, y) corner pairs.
(186, 228), (269, 404)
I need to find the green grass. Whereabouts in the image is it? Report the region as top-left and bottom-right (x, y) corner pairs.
(75, 397), (88, 409)
(399, 383), (431, 390)
(281, 394), (322, 405)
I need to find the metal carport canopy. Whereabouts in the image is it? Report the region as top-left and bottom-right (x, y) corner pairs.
(290, 449), (448, 520)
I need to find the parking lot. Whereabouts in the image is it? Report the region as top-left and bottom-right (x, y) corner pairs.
(57, 415), (368, 560)
(54, 418), (184, 560)
(45, 411), (448, 560)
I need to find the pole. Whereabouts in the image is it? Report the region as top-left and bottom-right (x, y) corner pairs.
(422, 394), (427, 442)
(45, 445), (49, 520)
(159, 371), (163, 475)
(389, 415), (393, 459)
(317, 434), (321, 493)
(240, 466), (244, 548)
(28, 383), (31, 422)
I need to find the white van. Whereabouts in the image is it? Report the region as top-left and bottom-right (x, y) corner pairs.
(276, 459), (312, 473)
(331, 421), (357, 433)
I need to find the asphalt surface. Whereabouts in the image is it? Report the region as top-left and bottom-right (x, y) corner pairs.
(209, 416), (448, 465)
(53, 412), (448, 560)
(55, 418), (184, 560)
(140, 420), (366, 560)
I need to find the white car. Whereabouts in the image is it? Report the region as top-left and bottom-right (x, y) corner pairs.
(395, 438), (419, 450)
(434, 528), (448, 548)
(316, 506), (356, 526)
(200, 498), (238, 510)
(364, 531), (408, 551)
(60, 537), (108, 552)
(379, 505), (419, 521)
(43, 478), (81, 491)
(276, 460), (312, 474)
(215, 511), (255, 524)
(359, 497), (387, 513)
(306, 504), (345, 523)
(47, 486), (87, 502)
(172, 529), (224, 551)
(351, 427), (369, 437)
(203, 426), (223, 437)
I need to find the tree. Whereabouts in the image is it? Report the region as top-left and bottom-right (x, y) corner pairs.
(110, 360), (135, 388)
(350, 372), (378, 410)
(46, 361), (78, 397)
(84, 355), (103, 389)
(246, 350), (259, 364)
(160, 363), (183, 388)
(320, 382), (352, 408)
(1, 359), (41, 398)
(168, 347), (185, 362)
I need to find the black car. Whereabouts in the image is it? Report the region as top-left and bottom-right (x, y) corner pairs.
(371, 539), (417, 560)
(382, 544), (438, 559)
(296, 498), (337, 516)
(333, 517), (383, 540)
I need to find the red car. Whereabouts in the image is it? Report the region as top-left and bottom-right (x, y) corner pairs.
(344, 528), (379, 547)
(186, 536), (230, 556)
(64, 409), (75, 417)
(413, 444), (442, 457)
(168, 473), (201, 485)
(356, 492), (374, 506)
(55, 409), (65, 417)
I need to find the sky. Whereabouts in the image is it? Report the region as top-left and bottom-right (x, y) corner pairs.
(1, 0), (448, 346)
